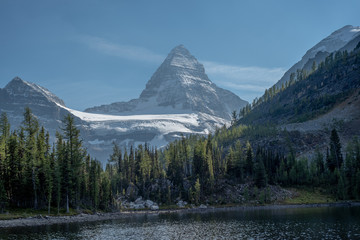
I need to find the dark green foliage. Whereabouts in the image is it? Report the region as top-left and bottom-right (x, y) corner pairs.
(245, 142), (253, 177)
(231, 110), (237, 125)
(327, 129), (343, 172)
(355, 41), (360, 50)
(0, 110), (109, 213)
(254, 158), (267, 188)
(239, 48), (360, 125)
(1, 104), (360, 212)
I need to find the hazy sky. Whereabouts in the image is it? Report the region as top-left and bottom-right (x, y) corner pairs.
(0, 0), (359, 110)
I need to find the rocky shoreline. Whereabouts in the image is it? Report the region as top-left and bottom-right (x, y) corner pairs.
(1, 202), (359, 229)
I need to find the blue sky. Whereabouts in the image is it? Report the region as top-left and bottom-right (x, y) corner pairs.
(0, 0), (359, 110)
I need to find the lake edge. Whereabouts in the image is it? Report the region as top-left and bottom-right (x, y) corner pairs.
(1, 201), (360, 229)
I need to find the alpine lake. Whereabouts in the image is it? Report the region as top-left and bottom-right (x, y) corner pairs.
(1, 205), (360, 239)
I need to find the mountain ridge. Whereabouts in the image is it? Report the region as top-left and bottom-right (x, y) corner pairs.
(85, 45), (247, 120)
(275, 25), (360, 88)
(237, 42), (360, 159)
(0, 46), (246, 163)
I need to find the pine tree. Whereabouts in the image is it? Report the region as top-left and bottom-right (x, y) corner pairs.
(43, 131), (53, 214)
(327, 129), (343, 172)
(0, 178), (6, 213)
(62, 114), (85, 210)
(245, 142), (253, 177)
(311, 61), (317, 73)
(194, 177), (201, 205)
(0, 113), (10, 139)
(290, 72), (295, 85)
(231, 110), (237, 125)
(255, 159), (267, 188)
(36, 127), (47, 209)
(0, 125), (7, 212)
(22, 107), (39, 209)
(355, 170), (360, 200)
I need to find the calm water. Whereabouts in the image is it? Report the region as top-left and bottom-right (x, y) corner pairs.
(1, 206), (360, 239)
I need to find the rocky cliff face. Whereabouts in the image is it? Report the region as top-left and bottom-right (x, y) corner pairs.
(85, 45), (247, 120)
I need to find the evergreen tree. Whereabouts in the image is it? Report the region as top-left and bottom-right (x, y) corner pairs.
(194, 177), (201, 205)
(245, 142), (253, 177)
(327, 129), (343, 171)
(231, 110), (237, 125)
(22, 107), (39, 209)
(355, 170), (360, 200)
(255, 158), (267, 188)
(62, 114), (85, 210)
(311, 61), (317, 73)
(0, 113), (10, 139)
(0, 178), (6, 213)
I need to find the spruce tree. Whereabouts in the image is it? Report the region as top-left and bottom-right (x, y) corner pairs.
(245, 142), (253, 177)
(22, 107), (39, 209)
(62, 114), (85, 211)
(327, 129), (343, 172)
(255, 159), (267, 188)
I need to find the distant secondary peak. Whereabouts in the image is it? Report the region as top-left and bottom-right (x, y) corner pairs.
(7, 76), (29, 86)
(4, 77), (66, 107)
(5, 76), (29, 89)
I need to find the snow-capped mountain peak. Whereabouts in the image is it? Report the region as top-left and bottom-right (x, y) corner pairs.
(5, 77), (65, 106)
(139, 45), (213, 101)
(1, 75), (232, 163)
(86, 45), (247, 120)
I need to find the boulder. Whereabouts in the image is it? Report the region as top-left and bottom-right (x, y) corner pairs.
(134, 203), (145, 209)
(135, 197), (144, 204)
(121, 200), (130, 209)
(176, 200), (187, 208)
(129, 202), (136, 209)
(199, 204), (207, 209)
(151, 205), (159, 211)
(145, 200), (155, 208)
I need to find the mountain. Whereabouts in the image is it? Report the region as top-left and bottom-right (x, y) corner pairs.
(0, 77), (229, 163)
(275, 25), (360, 88)
(85, 45), (247, 120)
(0, 77), (70, 137)
(238, 41), (360, 158)
(0, 46), (247, 163)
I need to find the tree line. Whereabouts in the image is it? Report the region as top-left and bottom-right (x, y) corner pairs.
(1, 108), (360, 213)
(0, 108), (111, 213)
(235, 47), (357, 122)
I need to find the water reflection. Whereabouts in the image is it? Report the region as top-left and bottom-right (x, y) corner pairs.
(1, 206), (360, 239)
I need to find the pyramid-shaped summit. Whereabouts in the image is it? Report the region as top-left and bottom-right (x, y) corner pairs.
(162, 44), (207, 71)
(86, 45), (247, 120)
(139, 44), (212, 100)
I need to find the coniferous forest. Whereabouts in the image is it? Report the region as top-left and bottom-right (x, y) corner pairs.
(0, 45), (360, 214)
(0, 106), (360, 214)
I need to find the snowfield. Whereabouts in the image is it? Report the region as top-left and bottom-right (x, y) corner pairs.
(56, 103), (229, 153)
(59, 103), (200, 124)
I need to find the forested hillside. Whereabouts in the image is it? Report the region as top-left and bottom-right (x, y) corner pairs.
(0, 109), (110, 213)
(239, 43), (360, 125)
(1, 108), (359, 214)
(1, 37), (360, 215)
